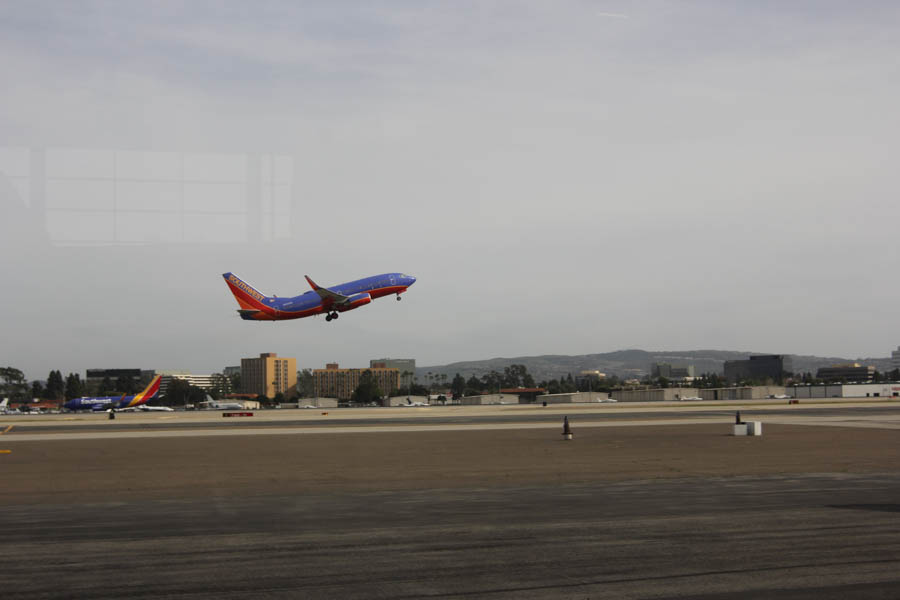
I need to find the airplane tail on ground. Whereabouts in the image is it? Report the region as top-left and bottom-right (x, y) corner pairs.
(125, 375), (162, 408)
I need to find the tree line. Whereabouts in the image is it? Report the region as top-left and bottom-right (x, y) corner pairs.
(1, 368), (88, 401)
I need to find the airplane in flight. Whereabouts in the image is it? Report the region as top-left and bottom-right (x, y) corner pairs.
(222, 272), (416, 322)
(64, 375), (163, 411)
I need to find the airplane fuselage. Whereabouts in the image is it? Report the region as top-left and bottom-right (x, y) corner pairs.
(64, 375), (162, 411)
(65, 395), (143, 411)
(223, 272), (416, 321)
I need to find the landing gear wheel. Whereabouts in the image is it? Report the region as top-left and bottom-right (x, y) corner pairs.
(331, 312), (339, 320)
(396, 294), (402, 301)
(325, 314), (332, 322)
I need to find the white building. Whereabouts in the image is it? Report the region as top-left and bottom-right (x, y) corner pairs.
(790, 383), (900, 399)
(892, 346), (900, 371)
(459, 394), (513, 405)
(157, 371), (226, 396)
(540, 392), (611, 404)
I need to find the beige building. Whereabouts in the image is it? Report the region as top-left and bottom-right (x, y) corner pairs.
(698, 386), (785, 400)
(314, 363), (399, 401)
(241, 352), (297, 398)
(611, 388), (700, 402)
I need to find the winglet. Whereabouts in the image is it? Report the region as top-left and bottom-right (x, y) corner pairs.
(305, 275), (321, 291)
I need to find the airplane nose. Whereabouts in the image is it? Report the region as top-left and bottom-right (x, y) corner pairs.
(408, 275), (416, 284)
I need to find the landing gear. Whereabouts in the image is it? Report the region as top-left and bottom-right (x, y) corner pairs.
(396, 294), (402, 301)
(325, 311), (339, 322)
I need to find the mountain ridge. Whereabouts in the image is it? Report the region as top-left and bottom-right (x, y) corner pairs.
(416, 349), (895, 383)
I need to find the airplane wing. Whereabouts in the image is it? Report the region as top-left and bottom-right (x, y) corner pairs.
(305, 275), (351, 305)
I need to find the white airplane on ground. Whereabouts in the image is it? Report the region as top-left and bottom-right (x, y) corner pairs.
(199, 396), (246, 410)
(138, 405), (175, 412)
(0, 398), (12, 413)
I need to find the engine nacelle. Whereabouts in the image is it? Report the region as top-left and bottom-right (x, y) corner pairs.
(338, 293), (372, 312)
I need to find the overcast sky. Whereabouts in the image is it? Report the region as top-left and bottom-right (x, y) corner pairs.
(1, 1), (898, 380)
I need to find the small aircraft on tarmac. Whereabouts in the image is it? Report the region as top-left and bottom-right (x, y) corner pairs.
(199, 397), (245, 410)
(64, 376), (162, 411)
(222, 272), (416, 322)
(136, 404), (174, 412)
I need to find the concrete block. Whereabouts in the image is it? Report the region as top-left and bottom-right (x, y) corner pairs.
(747, 421), (762, 436)
(733, 424), (748, 436)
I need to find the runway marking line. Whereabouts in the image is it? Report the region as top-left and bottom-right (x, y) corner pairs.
(2, 425), (12, 435)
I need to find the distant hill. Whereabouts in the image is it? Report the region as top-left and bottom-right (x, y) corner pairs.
(417, 350), (895, 383)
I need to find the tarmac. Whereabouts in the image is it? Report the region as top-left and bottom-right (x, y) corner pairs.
(3, 402), (900, 598)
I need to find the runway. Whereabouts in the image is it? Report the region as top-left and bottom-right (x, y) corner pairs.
(4, 411), (900, 598)
(4, 401), (900, 440)
(5, 473), (900, 598)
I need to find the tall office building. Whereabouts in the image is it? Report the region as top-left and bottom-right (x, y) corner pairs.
(723, 355), (793, 383)
(816, 363), (875, 382)
(85, 368), (155, 394)
(370, 358), (416, 388)
(156, 371), (228, 397)
(650, 363), (695, 379)
(241, 353), (297, 398)
(315, 364), (399, 401)
(892, 346), (900, 371)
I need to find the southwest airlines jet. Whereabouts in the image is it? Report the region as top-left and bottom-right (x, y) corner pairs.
(223, 272), (416, 321)
(64, 375), (162, 411)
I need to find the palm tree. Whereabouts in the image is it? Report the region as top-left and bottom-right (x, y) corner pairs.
(401, 370), (413, 394)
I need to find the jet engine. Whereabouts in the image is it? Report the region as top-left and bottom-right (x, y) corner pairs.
(338, 293), (372, 311)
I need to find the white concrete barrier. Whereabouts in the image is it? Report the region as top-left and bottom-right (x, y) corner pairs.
(733, 424), (748, 436)
(747, 421), (762, 436)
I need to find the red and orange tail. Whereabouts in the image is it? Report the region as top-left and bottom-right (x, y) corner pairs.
(127, 375), (162, 407)
(222, 272), (271, 310)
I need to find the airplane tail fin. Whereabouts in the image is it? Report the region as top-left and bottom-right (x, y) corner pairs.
(127, 375), (162, 407)
(223, 272), (271, 311)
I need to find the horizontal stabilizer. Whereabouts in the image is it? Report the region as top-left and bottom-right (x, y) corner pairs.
(238, 309), (261, 317)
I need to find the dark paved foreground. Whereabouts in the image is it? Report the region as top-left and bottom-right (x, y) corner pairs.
(4, 474), (900, 599)
(4, 426), (900, 598)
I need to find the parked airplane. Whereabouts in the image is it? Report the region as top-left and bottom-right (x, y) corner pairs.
(222, 272), (416, 322)
(199, 399), (245, 410)
(64, 375), (162, 411)
(0, 398), (11, 413)
(400, 399), (430, 407)
(137, 404), (174, 412)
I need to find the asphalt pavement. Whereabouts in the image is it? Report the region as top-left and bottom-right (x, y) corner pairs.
(4, 474), (900, 599)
